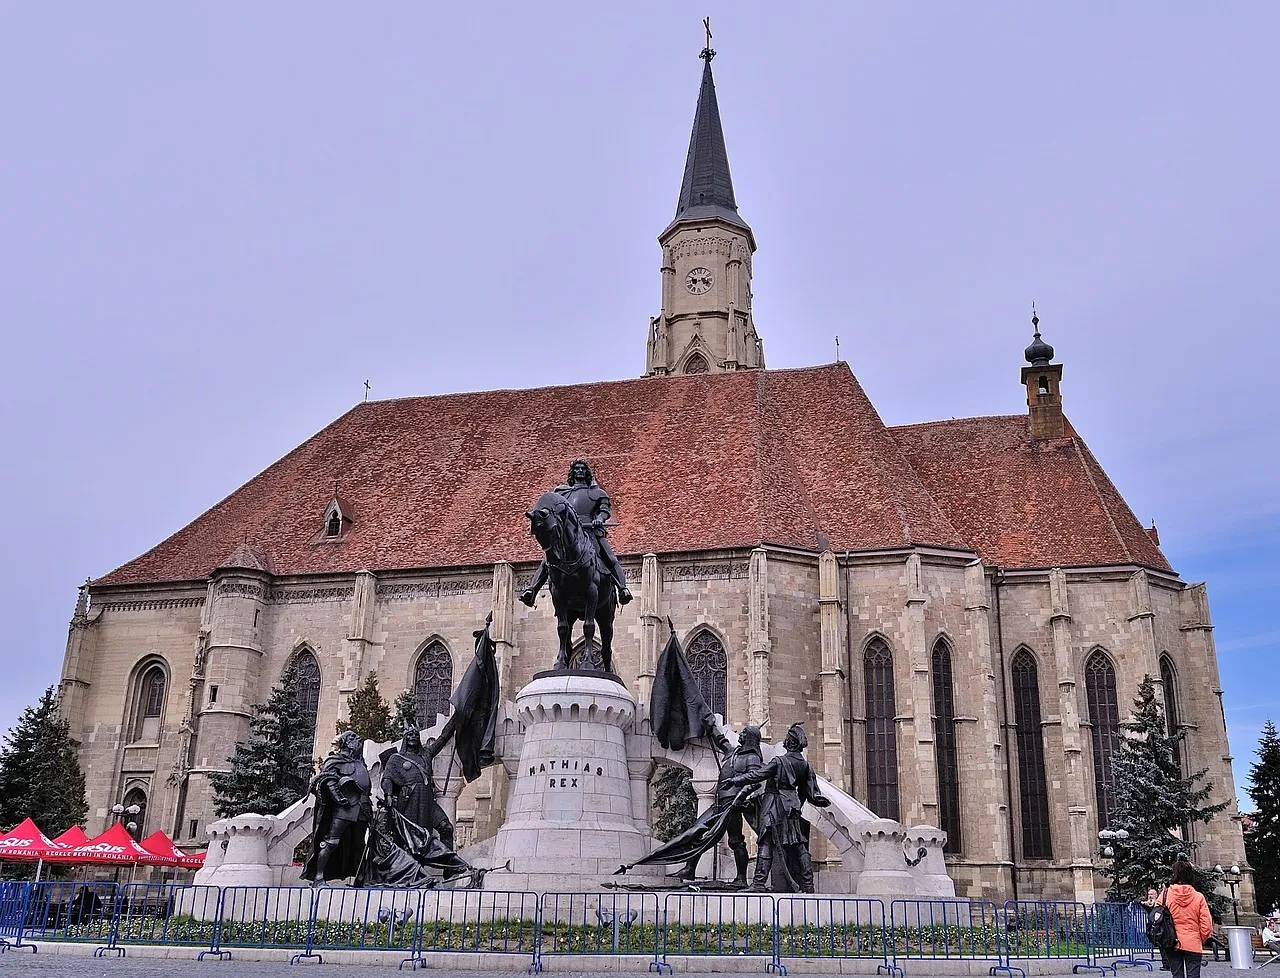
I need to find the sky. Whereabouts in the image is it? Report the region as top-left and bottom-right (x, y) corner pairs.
(1, 4), (1277, 803)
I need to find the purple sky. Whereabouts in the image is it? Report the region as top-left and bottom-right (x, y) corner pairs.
(2, 5), (1277, 801)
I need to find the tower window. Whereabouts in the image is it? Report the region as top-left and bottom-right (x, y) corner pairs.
(1037, 375), (1049, 395)
(683, 353), (709, 374)
(131, 664), (167, 742)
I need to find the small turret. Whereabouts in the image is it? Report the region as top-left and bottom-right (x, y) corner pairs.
(1020, 304), (1066, 439)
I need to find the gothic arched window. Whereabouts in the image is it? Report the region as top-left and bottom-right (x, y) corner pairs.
(931, 639), (961, 853)
(414, 641), (453, 728)
(290, 650), (321, 761)
(1160, 655), (1183, 771)
(570, 637), (604, 671)
(687, 630), (728, 721)
(683, 352), (709, 374)
(1011, 648), (1052, 858)
(132, 664), (167, 742)
(1085, 650), (1121, 829)
(863, 639), (900, 821)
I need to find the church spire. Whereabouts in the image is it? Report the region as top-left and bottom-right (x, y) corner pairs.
(664, 31), (753, 247)
(645, 28), (764, 378)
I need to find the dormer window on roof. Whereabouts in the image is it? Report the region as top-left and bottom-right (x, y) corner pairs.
(319, 496), (353, 542)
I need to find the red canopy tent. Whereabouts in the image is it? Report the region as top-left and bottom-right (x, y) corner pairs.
(0, 817), (68, 879)
(0, 818), (66, 861)
(51, 825), (89, 849)
(52, 822), (171, 866)
(140, 831), (204, 870)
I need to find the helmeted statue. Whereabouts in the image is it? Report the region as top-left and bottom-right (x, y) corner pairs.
(380, 725), (455, 852)
(302, 730), (372, 886)
(728, 723), (830, 893)
(523, 460), (632, 607)
(677, 725), (762, 885)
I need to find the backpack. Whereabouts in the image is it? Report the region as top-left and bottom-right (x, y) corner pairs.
(1146, 892), (1179, 951)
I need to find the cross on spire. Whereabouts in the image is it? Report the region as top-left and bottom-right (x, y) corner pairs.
(363, 379), (371, 401)
(700, 16), (715, 62)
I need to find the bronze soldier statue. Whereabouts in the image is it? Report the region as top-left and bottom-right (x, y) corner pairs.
(728, 723), (830, 893)
(678, 725), (762, 885)
(380, 725), (455, 852)
(303, 730), (372, 886)
(522, 459), (632, 607)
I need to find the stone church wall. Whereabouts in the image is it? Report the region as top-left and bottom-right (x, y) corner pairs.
(59, 547), (1248, 903)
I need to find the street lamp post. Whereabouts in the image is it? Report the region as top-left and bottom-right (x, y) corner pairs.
(1098, 829), (1131, 896)
(1217, 864), (1242, 927)
(109, 802), (142, 884)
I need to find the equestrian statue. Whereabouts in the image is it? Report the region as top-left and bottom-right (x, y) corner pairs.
(521, 459), (631, 673)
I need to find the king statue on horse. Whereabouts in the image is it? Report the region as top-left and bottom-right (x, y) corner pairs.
(521, 460), (631, 673)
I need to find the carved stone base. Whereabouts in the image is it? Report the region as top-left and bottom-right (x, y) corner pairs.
(487, 673), (656, 886)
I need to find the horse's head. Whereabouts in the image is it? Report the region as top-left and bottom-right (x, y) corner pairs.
(526, 492), (568, 550)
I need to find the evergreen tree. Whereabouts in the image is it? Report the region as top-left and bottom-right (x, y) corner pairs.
(336, 671), (392, 743)
(392, 687), (418, 733)
(651, 766), (698, 841)
(1102, 674), (1229, 916)
(0, 686), (88, 835)
(1247, 720), (1280, 914)
(209, 665), (314, 818)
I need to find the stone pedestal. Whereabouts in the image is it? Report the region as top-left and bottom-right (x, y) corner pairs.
(487, 673), (657, 889)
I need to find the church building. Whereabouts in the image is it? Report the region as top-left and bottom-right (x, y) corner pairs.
(57, 45), (1247, 902)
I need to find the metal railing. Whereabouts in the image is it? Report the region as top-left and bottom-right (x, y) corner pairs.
(0, 881), (1198, 974)
(0, 880), (32, 953)
(777, 896), (896, 975)
(659, 892), (778, 973)
(539, 891), (660, 973)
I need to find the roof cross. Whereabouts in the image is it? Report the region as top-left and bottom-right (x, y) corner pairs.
(700, 16), (715, 62)
(363, 379), (371, 402)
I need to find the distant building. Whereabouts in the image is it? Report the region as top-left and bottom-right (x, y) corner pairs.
(59, 46), (1247, 902)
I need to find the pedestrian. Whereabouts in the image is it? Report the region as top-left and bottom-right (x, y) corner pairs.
(1163, 858), (1214, 978)
(1144, 887), (1172, 971)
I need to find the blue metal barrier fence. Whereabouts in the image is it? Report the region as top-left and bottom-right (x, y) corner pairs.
(0, 881), (32, 953)
(777, 896), (896, 975)
(0, 879), (1201, 974)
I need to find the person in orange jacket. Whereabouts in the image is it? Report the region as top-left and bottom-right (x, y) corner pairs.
(1164, 858), (1215, 978)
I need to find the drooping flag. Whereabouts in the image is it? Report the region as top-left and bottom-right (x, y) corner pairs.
(650, 620), (714, 750)
(450, 612), (502, 782)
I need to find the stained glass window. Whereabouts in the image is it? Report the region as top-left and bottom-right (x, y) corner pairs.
(687, 630), (728, 720)
(1011, 649), (1052, 858)
(414, 641), (453, 728)
(931, 640), (961, 853)
(864, 639), (900, 821)
(1085, 650), (1121, 829)
(1161, 655), (1183, 772)
(292, 650), (321, 760)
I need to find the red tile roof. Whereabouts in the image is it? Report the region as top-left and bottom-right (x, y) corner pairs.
(889, 415), (1170, 571)
(96, 365), (1169, 587)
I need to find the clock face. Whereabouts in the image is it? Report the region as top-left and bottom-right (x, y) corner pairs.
(685, 267), (714, 295)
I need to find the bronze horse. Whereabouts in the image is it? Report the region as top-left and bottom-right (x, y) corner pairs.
(521, 491), (617, 673)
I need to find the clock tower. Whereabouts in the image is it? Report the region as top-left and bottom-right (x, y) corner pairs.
(645, 44), (763, 376)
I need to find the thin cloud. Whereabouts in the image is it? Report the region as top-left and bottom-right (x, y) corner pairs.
(1218, 631), (1280, 652)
